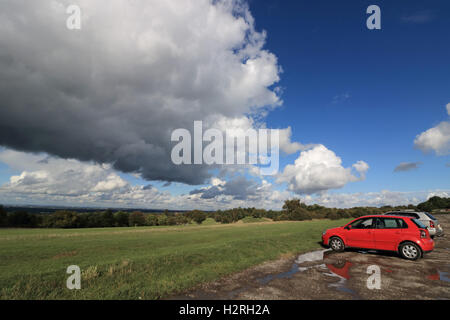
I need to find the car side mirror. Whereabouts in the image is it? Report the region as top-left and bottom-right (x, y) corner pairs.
(345, 225), (352, 230)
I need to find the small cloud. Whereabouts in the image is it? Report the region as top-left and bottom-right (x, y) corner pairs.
(414, 104), (450, 156)
(143, 184), (153, 190)
(394, 162), (422, 172)
(332, 93), (351, 104)
(401, 10), (434, 24)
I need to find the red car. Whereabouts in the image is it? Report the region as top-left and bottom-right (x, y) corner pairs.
(322, 215), (434, 260)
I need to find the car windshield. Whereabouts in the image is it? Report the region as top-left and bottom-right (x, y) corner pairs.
(424, 212), (437, 220)
(411, 219), (426, 229)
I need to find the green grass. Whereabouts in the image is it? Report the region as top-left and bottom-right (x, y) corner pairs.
(0, 219), (349, 300)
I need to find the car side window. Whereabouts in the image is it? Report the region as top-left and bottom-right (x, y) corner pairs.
(351, 218), (374, 229)
(398, 219), (408, 228)
(376, 218), (407, 229)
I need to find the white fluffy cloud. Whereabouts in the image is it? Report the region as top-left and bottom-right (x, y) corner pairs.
(304, 190), (450, 208)
(277, 145), (369, 195)
(2, 148), (447, 210)
(278, 127), (313, 154)
(0, 149), (289, 210)
(414, 104), (450, 155)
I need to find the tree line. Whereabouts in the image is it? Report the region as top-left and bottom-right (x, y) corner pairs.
(0, 196), (448, 229)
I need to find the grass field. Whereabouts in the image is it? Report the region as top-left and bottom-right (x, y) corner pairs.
(0, 218), (349, 300)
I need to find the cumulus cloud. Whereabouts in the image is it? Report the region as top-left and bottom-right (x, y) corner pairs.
(414, 104), (450, 156)
(394, 162), (422, 172)
(2, 148), (448, 210)
(0, 0), (282, 185)
(276, 145), (369, 195)
(278, 127), (313, 154)
(0, 149), (130, 197)
(0, 149), (289, 210)
(303, 190), (450, 208)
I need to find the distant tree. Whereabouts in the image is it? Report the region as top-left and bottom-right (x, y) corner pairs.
(7, 211), (37, 228)
(326, 211), (340, 220)
(190, 210), (206, 224)
(145, 214), (158, 226)
(52, 211), (81, 228)
(282, 199), (302, 212)
(100, 210), (115, 227)
(157, 214), (169, 226)
(86, 212), (103, 228)
(0, 205), (7, 227)
(167, 216), (177, 225)
(418, 196), (449, 212)
(337, 210), (351, 219)
(175, 214), (189, 225)
(114, 211), (130, 227)
(129, 211), (146, 226)
(283, 199), (312, 221)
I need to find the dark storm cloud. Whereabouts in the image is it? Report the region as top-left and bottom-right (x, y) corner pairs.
(0, 0), (281, 185)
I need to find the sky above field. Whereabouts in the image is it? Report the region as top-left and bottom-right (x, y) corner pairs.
(0, 0), (449, 210)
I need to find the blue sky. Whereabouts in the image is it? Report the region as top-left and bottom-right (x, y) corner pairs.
(249, 0), (450, 192)
(0, 0), (449, 209)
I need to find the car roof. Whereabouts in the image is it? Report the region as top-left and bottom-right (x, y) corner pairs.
(383, 211), (430, 218)
(356, 214), (412, 219)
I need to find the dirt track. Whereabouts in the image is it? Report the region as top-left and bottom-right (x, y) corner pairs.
(172, 214), (450, 300)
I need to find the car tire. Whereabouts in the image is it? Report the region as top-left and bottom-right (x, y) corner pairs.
(399, 242), (422, 260)
(329, 237), (345, 252)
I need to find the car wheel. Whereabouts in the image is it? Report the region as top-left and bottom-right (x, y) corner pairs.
(329, 237), (345, 252)
(399, 242), (421, 260)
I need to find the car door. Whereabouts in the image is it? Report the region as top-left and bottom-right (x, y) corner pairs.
(345, 218), (375, 249)
(372, 218), (406, 251)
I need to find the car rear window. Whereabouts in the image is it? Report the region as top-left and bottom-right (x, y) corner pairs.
(424, 212), (437, 220)
(411, 218), (426, 229)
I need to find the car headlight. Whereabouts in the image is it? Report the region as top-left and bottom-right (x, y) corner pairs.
(322, 230), (327, 236)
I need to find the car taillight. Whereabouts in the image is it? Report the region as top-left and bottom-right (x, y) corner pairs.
(420, 230), (427, 238)
(429, 221), (435, 228)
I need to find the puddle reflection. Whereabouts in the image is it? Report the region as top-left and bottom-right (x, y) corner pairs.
(255, 248), (448, 298)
